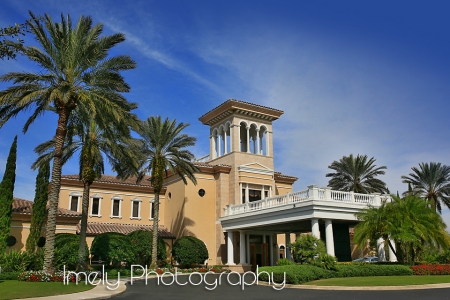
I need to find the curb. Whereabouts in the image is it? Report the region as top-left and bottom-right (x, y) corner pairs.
(257, 281), (450, 290)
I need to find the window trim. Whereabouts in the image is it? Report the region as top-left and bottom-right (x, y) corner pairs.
(69, 192), (82, 212)
(130, 198), (142, 220)
(89, 194), (103, 217)
(149, 199), (155, 220)
(110, 196), (123, 219)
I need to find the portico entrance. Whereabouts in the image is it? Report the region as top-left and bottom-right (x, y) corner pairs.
(249, 235), (269, 271)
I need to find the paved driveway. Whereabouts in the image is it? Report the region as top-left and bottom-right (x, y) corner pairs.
(112, 274), (450, 300)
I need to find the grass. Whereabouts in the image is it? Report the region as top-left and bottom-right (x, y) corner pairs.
(0, 280), (95, 300)
(304, 275), (450, 286)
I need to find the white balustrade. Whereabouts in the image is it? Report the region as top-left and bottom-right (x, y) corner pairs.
(224, 186), (391, 216)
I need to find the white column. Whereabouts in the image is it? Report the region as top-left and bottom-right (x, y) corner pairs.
(246, 233), (250, 264)
(325, 220), (335, 257)
(388, 239), (397, 262)
(227, 231), (235, 265)
(246, 126), (250, 153)
(269, 234), (274, 266)
(211, 135), (216, 159)
(285, 233), (292, 260)
(377, 237), (386, 261)
(311, 218), (320, 239)
(224, 130), (228, 154)
(239, 182), (243, 203)
(262, 185), (265, 199)
(240, 231), (246, 264)
(217, 133), (221, 157)
(269, 186), (272, 197)
(267, 131), (270, 156)
(245, 183), (249, 203)
(256, 128), (260, 154)
(229, 126), (233, 152)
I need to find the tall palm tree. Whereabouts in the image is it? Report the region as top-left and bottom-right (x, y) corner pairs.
(401, 162), (450, 213)
(0, 13), (137, 273)
(326, 154), (389, 194)
(32, 116), (141, 270)
(354, 195), (449, 263)
(137, 116), (199, 268)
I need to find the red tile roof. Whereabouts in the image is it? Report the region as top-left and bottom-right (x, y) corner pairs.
(12, 197), (81, 217)
(77, 221), (176, 239)
(61, 174), (152, 187)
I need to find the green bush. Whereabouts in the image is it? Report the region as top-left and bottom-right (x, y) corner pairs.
(0, 271), (21, 280)
(290, 235), (337, 270)
(0, 250), (32, 272)
(128, 230), (167, 266)
(172, 236), (208, 267)
(54, 233), (88, 270)
(90, 232), (135, 267)
(276, 258), (295, 266)
(258, 264), (413, 284)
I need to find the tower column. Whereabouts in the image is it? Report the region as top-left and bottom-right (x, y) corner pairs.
(217, 132), (221, 157)
(224, 128), (228, 154)
(256, 128), (260, 154)
(246, 126), (250, 153)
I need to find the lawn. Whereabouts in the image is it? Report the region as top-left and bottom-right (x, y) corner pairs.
(304, 275), (450, 286)
(0, 280), (94, 300)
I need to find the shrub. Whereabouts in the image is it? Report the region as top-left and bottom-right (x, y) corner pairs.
(128, 230), (167, 266)
(258, 264), (413, 284)
(0, 271), (21, 280)
(290, 235), (337, 270)
(172, 236), (208, 267)
(0, 250), (32, 272)
(54, 233), (88, 270)
(90, 232), (135, 267)
(411, 264), (450, 275)
(276, 258), (295, 266)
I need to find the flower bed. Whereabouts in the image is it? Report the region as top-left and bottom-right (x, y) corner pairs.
(154, 266), (229, 274)
(18, 270), (102, 282)
(410, 264), (450, 275)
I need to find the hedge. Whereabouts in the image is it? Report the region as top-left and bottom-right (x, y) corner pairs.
(258, 264), (413, 284)
(90, 232), (135, 266)
(54, 233), (88, 270)
(172, 236), (208, 267)
(128, 230), (167, 266)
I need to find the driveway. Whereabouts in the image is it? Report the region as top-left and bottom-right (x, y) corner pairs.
(111, 274), (450, 300)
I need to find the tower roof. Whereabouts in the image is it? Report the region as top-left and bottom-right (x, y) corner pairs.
(199, 99), (283, 126)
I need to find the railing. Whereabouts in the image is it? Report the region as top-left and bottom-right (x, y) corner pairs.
(194, 154), (210, 162)
(224, 185), (391, 216)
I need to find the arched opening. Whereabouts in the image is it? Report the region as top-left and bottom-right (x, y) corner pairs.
(249, 124), (258, 154)
(219, 126), (225, 156)
(239, 122), (248, 152)
(212, 128), (219, 158)
(259, 126), (267, 156)
(225, 123), (231, 153)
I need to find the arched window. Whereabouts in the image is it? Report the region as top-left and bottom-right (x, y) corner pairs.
(259, 126), (268, 156)
(239, 122), (248, 152)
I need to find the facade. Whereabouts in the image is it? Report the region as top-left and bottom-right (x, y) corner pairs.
(8, 99), (391, 267)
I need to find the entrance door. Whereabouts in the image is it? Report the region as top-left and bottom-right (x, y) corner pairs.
(249, 242), (270, 272)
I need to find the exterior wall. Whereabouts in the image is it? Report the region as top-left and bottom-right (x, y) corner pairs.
(59, 185), (162, 225)
(275, 182), (294, 195)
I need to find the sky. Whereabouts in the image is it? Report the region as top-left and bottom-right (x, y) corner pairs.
(1, 1), (450, 224)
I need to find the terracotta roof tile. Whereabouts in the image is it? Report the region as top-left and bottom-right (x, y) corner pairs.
(62, 174), (152, 187)
(77, 221), (176, 239)
(274, 172), (298, 181)
(12, 197), (81, 217)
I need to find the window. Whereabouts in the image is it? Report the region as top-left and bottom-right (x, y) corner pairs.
(130, 198), (142, 220)
(149, 200), (155, 220)
(279, 245), (285, 259)
(69, 192), (81, 212)
(70, 196), (79, 211)
(249, 189), (261, 202)
(198, 189), (205, 197)
(110, 196), (122, 219)
(90, 194), (102, 217)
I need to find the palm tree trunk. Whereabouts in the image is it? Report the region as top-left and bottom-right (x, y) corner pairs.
(151, 191), (160, 268)
(43, 108), (70, 274)
(77, 181), (90, 271)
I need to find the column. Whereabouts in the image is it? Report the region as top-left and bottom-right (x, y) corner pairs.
(217, 133), (221, 157)
(211, 135), (216, 159)
(325, 220), (335, 257)
(246, 126), (250, 153)
(224, 130), (227, 155)
(311, 218), (320, 239)
(262, 185), (265, 199)
(245, 183), (249, 203)
(377, 237), (386, 261)
(285, 233), (292, 260)
(246, 233), (250, 265)
(240, 231), (246, 264)
(269, 186), (272, 197)
(227, 231), (235, 265)
(229, 125), (233, 152)
(388, 238), (397, 262)
(256, 128), (260, 154)
(239, 182), (243, 203)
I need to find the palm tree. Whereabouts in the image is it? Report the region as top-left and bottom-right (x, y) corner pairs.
(326, 154), (389, 194)
(354, 195), (449, 263)
(137, 116), (199, 268)
(0, 13), (137, 273)
(32, 116), (141, 270)
(401, 162), (450, 213)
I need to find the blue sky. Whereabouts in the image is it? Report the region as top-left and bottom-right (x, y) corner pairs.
(1, 1), (450, 224)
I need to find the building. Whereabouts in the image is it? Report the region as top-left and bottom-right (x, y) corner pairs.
(8, 99), (393, 267)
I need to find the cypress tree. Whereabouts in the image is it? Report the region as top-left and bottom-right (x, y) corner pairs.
(26, 160), (50, 252)
(0, 136), (17, 253)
